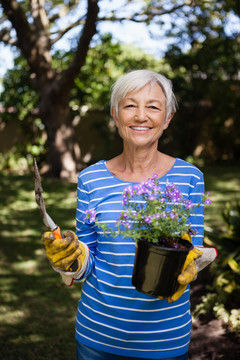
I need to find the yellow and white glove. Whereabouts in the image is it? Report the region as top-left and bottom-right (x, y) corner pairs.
(42, 230), (89, 286)
(165, 246), (203, 302)
(159, 233), (217, 303)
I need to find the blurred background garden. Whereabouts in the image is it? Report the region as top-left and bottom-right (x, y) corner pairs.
(0, 1), (239, 359)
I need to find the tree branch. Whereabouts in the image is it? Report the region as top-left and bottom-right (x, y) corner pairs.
(30, 0), (50, 34)
(51, 16), (86, 45)
(97, 3), (188, 23)
(0, 2), (37, 59)
(0, 27), (17, 45)
(58, 0), (99, 90)
(48, 0), (81, 23)
(0, 0), (32, 51)
(0, 0), (53, 77)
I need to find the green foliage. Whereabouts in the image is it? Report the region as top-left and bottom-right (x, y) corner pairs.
(72, 34), (162, 110)
(164, 16), (240, 161)
(0, 57), (39, 120)
(194, 201), (240, 333)
(0, 149), (30, 174)
(163, 0), (239, 47)
(0, 56), (46, 172)
(222, 202), (240, 239)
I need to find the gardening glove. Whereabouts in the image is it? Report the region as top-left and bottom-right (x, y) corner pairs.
(166, 246), (203, 302)
(42, 230), (89, 286)
(159, 232), (217, 303)
(179, 232), (218, 287)
(180, 232), (217, 274)
(168, 246), (217, 302)
(194, 246), (218, 273)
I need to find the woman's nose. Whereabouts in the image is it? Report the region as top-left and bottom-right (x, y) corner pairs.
(135, 106), (147, 121)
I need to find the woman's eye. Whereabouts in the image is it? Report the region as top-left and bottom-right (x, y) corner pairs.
(148, 105), (159, 110)
(125, 104), (135, 108)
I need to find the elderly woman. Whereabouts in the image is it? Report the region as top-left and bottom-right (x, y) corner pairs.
(42, 70), (212, 360)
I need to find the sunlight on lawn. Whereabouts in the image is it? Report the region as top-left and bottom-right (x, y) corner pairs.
(204, 167), (240, 233)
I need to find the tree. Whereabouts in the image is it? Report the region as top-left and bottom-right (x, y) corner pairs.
(0, 35), (164, 170)
(0, 0), (99, 178)
(164, 5), (240, 162)
(0, 0), (239, 176)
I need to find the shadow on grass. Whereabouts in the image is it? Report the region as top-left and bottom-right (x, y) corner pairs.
(0, 174), (80, 360)
(0, 271), (80, 360)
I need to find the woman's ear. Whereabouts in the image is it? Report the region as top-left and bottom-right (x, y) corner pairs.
(112, 107), (119, 128)
(163, 112), (174, 130)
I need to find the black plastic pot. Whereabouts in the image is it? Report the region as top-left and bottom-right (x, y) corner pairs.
(132, 238), (193, 297)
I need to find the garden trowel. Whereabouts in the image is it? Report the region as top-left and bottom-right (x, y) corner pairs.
(34, 158), (74, 285)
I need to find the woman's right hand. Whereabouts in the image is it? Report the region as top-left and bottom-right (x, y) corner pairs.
(41, 230), (86, 273)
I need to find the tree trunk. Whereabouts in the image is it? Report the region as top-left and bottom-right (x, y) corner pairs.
(39, 87), (80, 179)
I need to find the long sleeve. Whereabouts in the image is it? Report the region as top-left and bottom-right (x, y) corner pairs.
(76, 176), (96, 279)
(188, 171), (205, 246)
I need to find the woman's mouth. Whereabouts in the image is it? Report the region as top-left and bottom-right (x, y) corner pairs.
(130, 126), (152, 131)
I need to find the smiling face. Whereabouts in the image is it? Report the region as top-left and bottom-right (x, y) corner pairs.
(112, 82), (173, 150)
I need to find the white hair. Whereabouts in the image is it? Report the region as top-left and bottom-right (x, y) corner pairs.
(110, 69), (178, 121)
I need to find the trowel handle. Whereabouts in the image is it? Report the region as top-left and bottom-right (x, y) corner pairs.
(52, 226), (79, 273)
(52, 226), (64, 239)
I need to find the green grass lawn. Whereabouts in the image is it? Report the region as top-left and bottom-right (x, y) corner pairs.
(0, 174), (79, 360)
(203, 164), (240, 234)
(0, 164), (240, 359)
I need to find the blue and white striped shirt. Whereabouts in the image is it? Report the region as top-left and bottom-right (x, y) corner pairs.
(75, 158), (205, 359)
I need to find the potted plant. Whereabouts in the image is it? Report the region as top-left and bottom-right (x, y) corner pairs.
(85, 174), (211, 297)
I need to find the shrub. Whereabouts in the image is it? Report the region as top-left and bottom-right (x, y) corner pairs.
(194, 201), (240, 332)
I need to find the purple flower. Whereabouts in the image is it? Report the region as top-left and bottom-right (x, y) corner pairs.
(144, 216), (152, 224)
(152, 185), (161, 194)
(123, 185), (134, 198)
(148, 195), (156, 201)
(85, 209), (96, 223)
(121, 211), (128, 219)
(124, 222), (131, 229)
(120, 220), (131, 229)
(169, 211), (175, 219)
(186, 200), (193, 209)
(205, 199), (212, 205)
(121, 194), (129, 205)
(165, 182), (183, 203)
